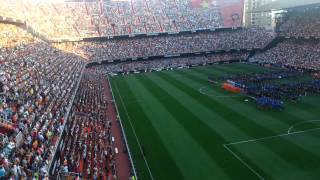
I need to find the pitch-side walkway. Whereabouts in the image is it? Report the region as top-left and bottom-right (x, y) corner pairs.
(104, 77), (131, 180)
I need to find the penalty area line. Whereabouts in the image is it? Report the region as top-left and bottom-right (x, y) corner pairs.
(287, 119), (320, 134)
(223, 127), (320, 180)
(224, 127), (320, 146)
(223, 144), (265, 180)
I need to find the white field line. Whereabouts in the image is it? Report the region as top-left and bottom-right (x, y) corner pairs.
(225, 127), (320, 146)
(108, 76), (137, 179)
(223, 144), (265, 180)
(114, 83), (155, 180)
(224, 126), (320, 180)
(287, 119), (320, 134)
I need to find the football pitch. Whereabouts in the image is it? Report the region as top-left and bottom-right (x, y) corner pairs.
(110, 63), (320, 180)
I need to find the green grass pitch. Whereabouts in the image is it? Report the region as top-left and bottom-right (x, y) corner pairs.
(110, 63), (320, 180)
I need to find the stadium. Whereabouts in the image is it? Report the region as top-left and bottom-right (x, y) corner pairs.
(0, 0), (320, 179)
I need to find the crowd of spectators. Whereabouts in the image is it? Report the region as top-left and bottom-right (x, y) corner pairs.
(252, 39), (320, 70)
(55, 28), (273, 62)
(1, 0), (224, 38)
(1, 3), (319, 179)
(5, 1), (320, 179)
(0, 24), (35, 47)
(278, 7), (320, 38)
(255, 6), (320, 71)
(58, 69), (117, 179)
(0, 24), (85, 178)
(0, 19), (274, 178)
(101, 52), (249, 74)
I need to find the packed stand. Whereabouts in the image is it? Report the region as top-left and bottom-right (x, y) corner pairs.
(58, 69), (117, 179)
(0, 24), (85, 179)
(60, 28), (272, 62)
(1, 0), (224, 38)
(278, 7), (320, 38)
(102, 52), (249, 74)
(0, 0), (25, 20)
(0, 24), (35, 47)
(251, 39), (320, 70)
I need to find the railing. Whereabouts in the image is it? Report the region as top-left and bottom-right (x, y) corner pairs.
(0, 118), (14, 126)
(86, 48), (256, 68)
(48, 64), (86, 176)
(58, 171), (81, 180)
(107, 75), (138, 179)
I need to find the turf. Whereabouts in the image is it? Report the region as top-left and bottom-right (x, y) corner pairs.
(110, 63), (320, 180)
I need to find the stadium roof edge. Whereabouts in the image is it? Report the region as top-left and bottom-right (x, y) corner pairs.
(252, 0), (320, 12)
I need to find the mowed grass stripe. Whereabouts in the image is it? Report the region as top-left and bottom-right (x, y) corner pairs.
(161, 70), (274, 137)
(156, 70), (306, 175)
(145, 72), (277, 179)
(127, 75), (229, 180)
(176, 69), (296, 136)
(178, 71), (319, 158)
(136, 74), (242, 179)
(229, 130), (320, 180)
(111, 77), (185, 180)
(111, 78), (151, 179)
(228, 63), (279, 73)
(291, 97), (320, 118)
(208, 63), (269, 74)
(112, 64), (320, 179)
(184, 67), (320, 133)
(159, 71), (320, 170)
(195, 64), (279, 81)
(178, 69), (320, 152)
(209, 64), (252, 74)
(148, 72), (256, 142)
(180, 68), (320, 156)
(161, 70), (308, 172)
(183, 67), (315, 127)
(187, 68), (309, 119)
